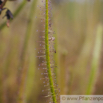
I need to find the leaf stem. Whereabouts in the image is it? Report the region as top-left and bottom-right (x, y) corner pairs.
(17, 0), (37, 102)
(45, 0), (57, 102)
(86, 24), (103, 94)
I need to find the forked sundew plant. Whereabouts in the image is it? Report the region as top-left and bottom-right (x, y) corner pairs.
(0, 0), (59, 103)
(0, 0), (103, 103)
(36, 0), (59, 103)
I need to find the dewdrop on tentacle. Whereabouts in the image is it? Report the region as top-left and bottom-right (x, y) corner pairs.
(49, 37), (55, 41)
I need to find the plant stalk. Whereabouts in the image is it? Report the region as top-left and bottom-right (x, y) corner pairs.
(86, 24), (103, 94)
(45, 0), (57, 102)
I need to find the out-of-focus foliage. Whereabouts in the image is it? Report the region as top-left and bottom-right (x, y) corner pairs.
(0, 0), (103, 103)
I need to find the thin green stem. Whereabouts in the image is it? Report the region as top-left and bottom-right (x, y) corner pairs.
(45, 0), (57, 102)
(86, 24), (103, 94)
(17, 0), (37, 102)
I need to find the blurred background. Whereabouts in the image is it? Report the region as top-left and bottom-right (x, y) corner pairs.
(0, 0), (103, 103)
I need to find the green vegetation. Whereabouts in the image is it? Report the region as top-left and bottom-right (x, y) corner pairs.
(0, 0), (103, 103)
